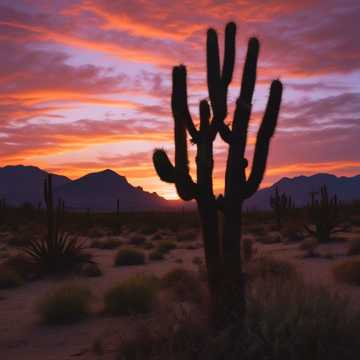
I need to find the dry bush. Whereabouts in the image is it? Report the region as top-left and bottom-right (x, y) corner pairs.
(114, 248), (145, 266)
(247, 256), (299, 282)
(104, 275), (159, 316)
(37, 285), (91, 325)
(162, 268), (203, 304)
(116, 269), (360, 360)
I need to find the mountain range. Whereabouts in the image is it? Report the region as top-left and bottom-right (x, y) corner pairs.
(1, 165), (360, 211)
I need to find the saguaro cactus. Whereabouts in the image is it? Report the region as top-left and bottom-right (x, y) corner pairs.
(153, 22), (282, 327)
(305, 185), (344, 243)
(44, 174), (55, 246)
(270, 187), (294, 229)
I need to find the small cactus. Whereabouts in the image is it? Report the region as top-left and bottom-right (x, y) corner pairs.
(305, 185), (346, 243)
(270, 187), (294, 229)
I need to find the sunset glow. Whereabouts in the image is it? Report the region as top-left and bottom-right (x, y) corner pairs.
(1, 0), (360, 199)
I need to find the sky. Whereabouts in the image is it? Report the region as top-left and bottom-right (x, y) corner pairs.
(1, 0), (360, 199)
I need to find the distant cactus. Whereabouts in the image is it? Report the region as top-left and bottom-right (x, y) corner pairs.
(0, 198), (6, 224)
(153, 22), (282, 327)
(305, 185), (346, 243)
(270, 187), (294, 229)
(116, 199), (120, 216)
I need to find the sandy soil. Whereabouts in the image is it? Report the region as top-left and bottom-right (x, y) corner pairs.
(1, 228), (360, 359)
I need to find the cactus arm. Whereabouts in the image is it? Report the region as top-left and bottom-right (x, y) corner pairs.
(199, 99), (211, 133)
(238, 38), (259, 104)
(153, 149), (176, 183)
(221, 22), (236, 86)
(208, 24), (234, 143)
(172, 66), (199, 143)
(244, 80), (283, 198)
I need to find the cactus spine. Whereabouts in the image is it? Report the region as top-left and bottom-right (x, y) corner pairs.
(153, 22), (283, 327)
(270, 187), (294, 229)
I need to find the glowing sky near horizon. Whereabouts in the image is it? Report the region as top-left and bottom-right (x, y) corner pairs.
(1, 0), (360, 199)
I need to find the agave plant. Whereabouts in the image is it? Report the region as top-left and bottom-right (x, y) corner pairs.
(24, 174), (91, 274)
(24, 231), (90, 274)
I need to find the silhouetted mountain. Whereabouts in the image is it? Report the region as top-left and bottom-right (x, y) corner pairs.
(2, 166), (360, 211)
(54, 169), (170, 211)
(0, 165), (70, 206)
(245, 173), (360, 210)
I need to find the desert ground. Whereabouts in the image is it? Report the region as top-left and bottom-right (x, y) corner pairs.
(1, 212), (360, 360)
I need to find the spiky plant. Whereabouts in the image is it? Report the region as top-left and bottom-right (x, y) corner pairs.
(270, 187), (294, 229)
(305, 185), (346, 243)
(24, 174), (90, 274)
(153, 22), (282, 328)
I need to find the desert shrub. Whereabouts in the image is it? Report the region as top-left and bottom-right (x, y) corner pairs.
(247, 256), (299, 282)
(114, 248), (145, 266)
(90, 238), (121, 250)
(116, 277), (360, 360)
(37, 285), (91, 325)
(24, 233), (91, 275)
(157, 240), (176, 254)
(243, 278), (360, 360)
(333, 259), (360, 286)
(130, 235), (147, 246)
(299, 238), (319, 258)
(116, 312), (209, 360)
(243, 238), (254, 262)
(149, 250), (164, 261)
(0, 266), (23, 289)
(347, 238), (360, 256)
(104, 276), (158, 316)
(162, 268), (203, 303)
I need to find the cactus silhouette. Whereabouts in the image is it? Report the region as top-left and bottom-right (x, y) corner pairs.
(270, 187), (294, 229)
(153, 22), (282, 327)
(305, 185), (345, 243)
(116, 199), (120, 216)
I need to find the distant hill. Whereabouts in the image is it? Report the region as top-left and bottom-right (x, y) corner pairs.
(54, 169), (170, 211)
(1, 166), (360, 211)
(0, 165), (174, 211)
(245, 173), (360, 210)
(0, 165), (70, 206)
